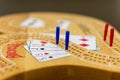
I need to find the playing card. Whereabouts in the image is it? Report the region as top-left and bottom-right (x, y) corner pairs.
(70, 35), (96, 50)
(41, 33), (97, 50)
(24, 40), (32, 53)
(20, 18), (45, 28)
(94, 46), (101, 51)
(29, 40), (61, 52)
(24, 40), (71, 62)
(24, 45), (30, 52)
(24, 41), (33, 56)
(31, 51), (71, 62)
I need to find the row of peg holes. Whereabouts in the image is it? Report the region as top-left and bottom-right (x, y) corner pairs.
(1, 34), (120, 70)
(0, 66), (19, 75)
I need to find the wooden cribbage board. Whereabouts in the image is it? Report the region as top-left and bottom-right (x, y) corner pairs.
(0, 12), (120, 80)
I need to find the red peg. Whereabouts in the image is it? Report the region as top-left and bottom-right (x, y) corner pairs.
(110, 28), (114, 46)
(104, 23), (109, 41)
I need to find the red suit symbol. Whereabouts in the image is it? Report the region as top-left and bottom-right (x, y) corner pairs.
(40, 41), (47, 46)
(80, 43), (89, 47)
(80, 38), (88, 41)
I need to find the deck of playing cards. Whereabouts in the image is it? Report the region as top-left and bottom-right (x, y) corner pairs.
(24, 40), (71, 62)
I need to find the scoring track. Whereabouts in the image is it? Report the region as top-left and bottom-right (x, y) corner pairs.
(0, 33), (120, 80)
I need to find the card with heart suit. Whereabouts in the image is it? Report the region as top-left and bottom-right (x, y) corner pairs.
(41, 33), (97, 50)
(70, 35), (96, 50)
(24, 40), (71, 62)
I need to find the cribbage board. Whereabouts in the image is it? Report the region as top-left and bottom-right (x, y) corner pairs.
(0, 12), (120, 80)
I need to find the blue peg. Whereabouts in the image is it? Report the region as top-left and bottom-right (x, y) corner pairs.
(56, 26), (60, 44)
(65, 30), (70, 50)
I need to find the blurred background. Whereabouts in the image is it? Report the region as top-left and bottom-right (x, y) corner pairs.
(0, 0), (119, 31)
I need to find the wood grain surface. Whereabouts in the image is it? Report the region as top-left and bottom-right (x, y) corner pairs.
(0, 12), (119, 80)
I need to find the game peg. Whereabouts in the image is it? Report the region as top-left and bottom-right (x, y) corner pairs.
(56, 26), (60, 44)
(110, 28), (114, 46)
(65, 30), (70, 50)
(104, 23), (109, 41)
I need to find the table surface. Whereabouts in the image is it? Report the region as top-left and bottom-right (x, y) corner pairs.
(0, 0), (119, 32)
